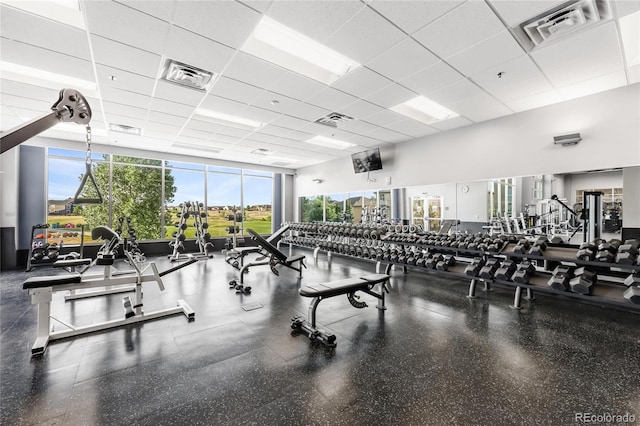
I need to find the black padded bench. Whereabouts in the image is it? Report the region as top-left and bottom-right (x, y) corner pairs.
(53, 258), (92, 273)
(291, 273), (390, 347)
(225, 224), (291, 270)
(23, 275), (82, 289)
(230, 229), (306, 293)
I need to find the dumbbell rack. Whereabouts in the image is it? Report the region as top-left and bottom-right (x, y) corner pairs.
(281, 222), (640, 313)
(223, 207), (244, 256)
(116, 217), (145, 263)
(26, 224), (85, 272)
(169, 201), (213, 262)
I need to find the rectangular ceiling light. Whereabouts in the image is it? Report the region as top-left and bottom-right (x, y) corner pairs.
(109, 123), (142, 136)
(619, 11), (640, 67)
(390, 96), (458, 125)
(0, 61), (97, 94)
(305, 135), (355, 149)
(241, 16), (360, 85)
(195, 108), (263, 129)
(2, 0), (85, 29)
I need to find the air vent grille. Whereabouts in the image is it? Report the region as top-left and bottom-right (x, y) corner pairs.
(109, 123), (141, 135)
(514, 0), (611, 50)
(314, 112), (354, 128)
(161, 59), (216, 91)
(251, 148), (274, 156)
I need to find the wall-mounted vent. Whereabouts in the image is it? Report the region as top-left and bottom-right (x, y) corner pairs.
(109, 123), (142, 135)
(513, 0), (611, 51)
(161, 59), (216, 91)
(270, 161), (294, 167)
(314, 112), (354, 128)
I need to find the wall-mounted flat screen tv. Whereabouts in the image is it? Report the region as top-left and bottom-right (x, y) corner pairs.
(351, 148), (382, 174)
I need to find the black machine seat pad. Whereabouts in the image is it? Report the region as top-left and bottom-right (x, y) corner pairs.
(246, 228), (289, 262)
(300, 274), (389, 298)
(53, 258), (92, 268)
(23, 274), (82, 289)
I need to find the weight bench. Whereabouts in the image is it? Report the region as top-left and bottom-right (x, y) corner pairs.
(23, 251), (197, 356)
(291, 273), (390, 348)
(53, 257), (92, 273)
(225, 224), (290, 270)
(229, 228), (306, 294)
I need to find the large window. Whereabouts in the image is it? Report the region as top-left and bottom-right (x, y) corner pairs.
(47, 149), (274, 242)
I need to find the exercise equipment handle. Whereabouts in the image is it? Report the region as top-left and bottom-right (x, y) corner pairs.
(551, 195), (578, 216)
(159, 256), (198, 277)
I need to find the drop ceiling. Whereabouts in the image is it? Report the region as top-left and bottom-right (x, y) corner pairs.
(1, 0), (638, 170)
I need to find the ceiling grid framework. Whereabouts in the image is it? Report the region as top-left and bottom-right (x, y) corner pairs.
(0, 0), (638, 169)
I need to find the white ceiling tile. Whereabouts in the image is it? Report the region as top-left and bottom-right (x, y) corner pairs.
(531, 21), (625, 87)
(337, 119), (380, 135)
(413, 1), (506, 58)
(384, 119), (439, 138)
(5, 105), (48, 121)
(332, 67), (393, 99)
(224, 52), (289, 89)
(164, 26), (236, 75)
(238, 0), (274, 14)
(84, 1), (171, 54)
(429, 116), (474, 131)
(363, 126), (410, 143)
(179, 127), (222, 142)
(628, 64), (640, 84)
(366, 38), (440, 81)
(0, 5), (91, 60)
(427, 79), (486, 106)
(0, 38), (94, 81)
(339, 100), (386, 119)
(267, 72), (328, 102)
(185, 118), (229, 134)
(91, 35), (162, 78)
(400, 61), (464, 95)
(250, 132), (295, 145)
(365, 84), (417, 109)
(105, 114), (146, 130)
(172, 1), (262, 49)
(210, 77), (264, 105)
(239, 105), (282, 123)
(504, 89), (563, 113)
(0, 80), (60, 104)
(307, 87), (359, 111)
(115, 0), (177, 21)
(361, 109), (406, 126)
(325, 7), (408, 64)
(102, 101), (148, 121)
(200, 95), (247, 116)
(148, 111), (189, 127)
(470, 55), (554, 102)
(446, 31), (525, 76)
(260, 124), (315, 141)
(150, 97), (196, 118)
(215, 126), (254, 139)
(368, 0), (465, 34)
(267, 115), (310, 131)
(154, 81), (206, 106)
(250, 91), (330, 121)
(265, 1), (365, 42)
(95, 65), (155, 96)
(557, 70), (628, 101)
(613, 0), (640, 18)
(487, 0), (567, 27)
(1, 105), (17, 117)
(144, 122), (181, 139)
(101, 87), (152, 110)
(449, 93), (513, 122)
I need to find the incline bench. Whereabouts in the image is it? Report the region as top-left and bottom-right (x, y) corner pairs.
(291, 273), (390, 348)
(229, 228), (306, 294)
(225, 224), (290, 270)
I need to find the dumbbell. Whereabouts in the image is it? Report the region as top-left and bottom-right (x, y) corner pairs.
(512, 261), (536, 284)
(426, 253), (443, 269)
(569, 267), (597, 295)
(528, 237), (548, 256)
(464, 257), (486, 277)
(596, 240), (621, 263)
(479, 258), (500, 279)
(513, 239), (531, 254)
(623, 274), (640, 304)
(550, 236), (564, 244)
(576, 242), (596, 261)
(547, 265), (575, 291)
(616, 240), (639, 265)
(436, 255), (455, 271)
(494, 260), (517, 281)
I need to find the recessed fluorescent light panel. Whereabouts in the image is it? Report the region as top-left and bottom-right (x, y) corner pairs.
(2, 0), (85, 29)
(619, 10), (640, 67)
(0, 61), (97, 94)
(109, 123), (142, 136)
(390, 96), (459, 125)
(241, 16), (360, 85)
(195, 108), (263, 129)
(306, 135), (355, 149)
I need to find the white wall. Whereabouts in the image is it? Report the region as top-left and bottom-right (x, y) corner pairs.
(565, 170), (623, 206)
(0, 148), (19, 229)
(294, 84), (640, 219)
(623, 166), (640, 228)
